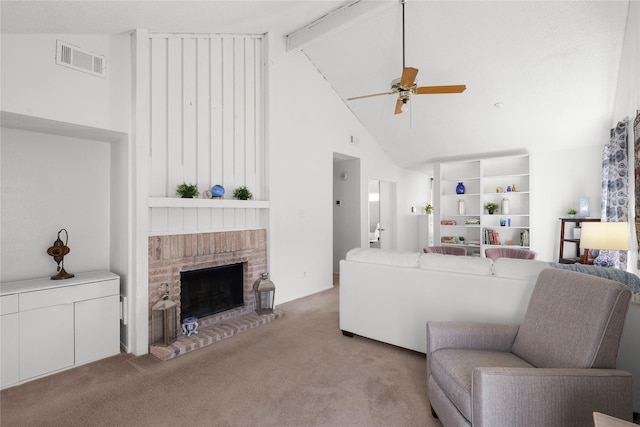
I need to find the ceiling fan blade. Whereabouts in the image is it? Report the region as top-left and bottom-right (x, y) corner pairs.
(415, 85), (467, 94)
(394, 98), (404, 115)
(347, 91), (395, 101)
(400, 67), (419, 88)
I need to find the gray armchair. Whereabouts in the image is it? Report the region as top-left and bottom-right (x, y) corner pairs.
(427, 268), (632, 427)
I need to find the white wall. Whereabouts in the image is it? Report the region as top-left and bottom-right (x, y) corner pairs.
(1, 34), (130, 133)
(0, 128), (111, 282)
(530, 145), (603, 262)
(267, 33), (429, 304)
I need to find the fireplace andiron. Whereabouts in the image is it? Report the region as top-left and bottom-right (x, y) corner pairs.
(46, 228), (74, 280)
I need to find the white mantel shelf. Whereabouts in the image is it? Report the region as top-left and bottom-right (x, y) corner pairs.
(148, 197), (270, 209)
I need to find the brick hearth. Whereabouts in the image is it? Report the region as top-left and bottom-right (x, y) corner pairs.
(150, 309), (284, 360)
(148, 229), (282, 359)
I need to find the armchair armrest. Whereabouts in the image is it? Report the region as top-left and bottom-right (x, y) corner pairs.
(472, 368), (633, 427)
(426, 321), (519, 355)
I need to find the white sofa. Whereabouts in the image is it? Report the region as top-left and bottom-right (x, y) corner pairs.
(339, 248), (551, 353)
(339, 248), (640, 412)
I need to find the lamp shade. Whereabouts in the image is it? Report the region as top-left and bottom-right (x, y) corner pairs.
(580, 222), (629, 250)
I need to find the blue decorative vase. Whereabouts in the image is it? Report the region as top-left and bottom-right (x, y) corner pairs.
(456, 182), (465, 195)
(211, 185), (225, 198)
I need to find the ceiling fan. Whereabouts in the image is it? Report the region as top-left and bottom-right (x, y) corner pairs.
(347, 0), (466, 115)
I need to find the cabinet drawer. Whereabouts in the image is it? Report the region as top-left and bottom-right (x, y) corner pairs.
(19, 279), (119, 311)
(1, 294), (19, 314)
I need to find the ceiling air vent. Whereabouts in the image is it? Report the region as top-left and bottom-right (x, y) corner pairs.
(56, 40), (106, 78)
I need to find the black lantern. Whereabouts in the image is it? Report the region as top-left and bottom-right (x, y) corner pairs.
(253, 273), (275, 315)
(151, 284), (178, 346)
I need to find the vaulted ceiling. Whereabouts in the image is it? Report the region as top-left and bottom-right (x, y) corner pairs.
(1, 1), (630, 169)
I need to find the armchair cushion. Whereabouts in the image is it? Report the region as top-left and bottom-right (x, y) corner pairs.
(430, 349), (534, 420)
(511, 269), (631, 368)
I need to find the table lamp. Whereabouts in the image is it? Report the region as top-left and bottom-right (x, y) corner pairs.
(580, 222), (628, 267)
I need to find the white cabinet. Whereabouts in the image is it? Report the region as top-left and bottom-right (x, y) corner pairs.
(435, 155), (531, 257)
(75, 294), (120, 365)
(19, 304), (74, 380)
(0, 294), (19, 387)
(0, 271), (120, 388)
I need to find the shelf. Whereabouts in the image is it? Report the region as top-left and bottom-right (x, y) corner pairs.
(148, 197), (270, 209)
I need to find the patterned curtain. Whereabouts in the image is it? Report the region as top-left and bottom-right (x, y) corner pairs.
(600, 117), (629, 269)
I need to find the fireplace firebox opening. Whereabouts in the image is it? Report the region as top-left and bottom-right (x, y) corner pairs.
(180, 263), (244, 322)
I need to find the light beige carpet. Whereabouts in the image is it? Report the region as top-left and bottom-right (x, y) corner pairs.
(1, 284), (441, 427)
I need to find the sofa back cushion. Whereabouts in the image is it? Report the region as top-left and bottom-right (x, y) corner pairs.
(419, 253), (493, 276)
(492, 258), (551, 281)
(511, 269), (631, 369)
(345, 248), (420, 268)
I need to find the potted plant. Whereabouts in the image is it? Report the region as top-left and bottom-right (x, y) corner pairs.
(567, 208), (577, 218)
(425, 204), (433, 214)
(233, 186), (253, 200)
(176, 183), (199, 198)
(485, 202), (499, 214)
(458, 236), (465, 244)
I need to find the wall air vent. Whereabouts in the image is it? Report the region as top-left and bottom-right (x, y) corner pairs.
(56, 40), (106, 78)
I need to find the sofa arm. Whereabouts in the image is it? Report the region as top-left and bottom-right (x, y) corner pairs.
(472, 368), (633, 427)
(426, 321), (519, 355)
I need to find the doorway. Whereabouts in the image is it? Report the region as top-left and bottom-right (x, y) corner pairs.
(333, 154), (361, 274)
(368, 179), (396, 250)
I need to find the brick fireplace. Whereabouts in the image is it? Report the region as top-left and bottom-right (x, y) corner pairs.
(148, 229), (282, 360)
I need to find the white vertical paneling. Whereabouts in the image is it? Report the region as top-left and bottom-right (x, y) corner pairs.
(150, 38), (168, 196)
(221, 37), (235, 187)
(196, 39), (211, 191)
(147, 33), (266, 235)
(150, 207), (169, 233)
(210, 38), (224, 188)
(223, 208), (235, 228)
(167, 208), (184, 231)
(211, 209), (224, 229)
(182, 38), (197, 186)
(183, 208), (198, 231)
(167, 38), (183, 194)
(245, 208), (257, 228)
(234, 37), (246, 188)
(254, 38), (265, 200)
(244, 38), (257, 196)
(197, 207), (211, 230)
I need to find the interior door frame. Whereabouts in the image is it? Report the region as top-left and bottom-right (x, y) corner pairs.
(368, 178), (397, 250)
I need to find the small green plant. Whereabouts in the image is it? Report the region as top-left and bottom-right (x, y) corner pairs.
(458, 236), (465, 242)
(567, 209), (577, 215)
(233, 186), (253, 200)
(485, 202), (499, 213)
(425, 204), (433, 214)
(176, 183), (199, 198)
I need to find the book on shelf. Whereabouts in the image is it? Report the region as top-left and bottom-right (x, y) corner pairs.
(465, 218), (480, 225)
(520, 229), (529, 246)
(483, 228), (501, 245)
(440, 219), (456, 226)
(441, 236), (456, 244)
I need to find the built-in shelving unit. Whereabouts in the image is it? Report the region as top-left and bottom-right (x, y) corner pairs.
(435, 155), (531, 257)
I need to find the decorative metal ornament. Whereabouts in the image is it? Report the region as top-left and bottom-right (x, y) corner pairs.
(46, 228), (74, 280)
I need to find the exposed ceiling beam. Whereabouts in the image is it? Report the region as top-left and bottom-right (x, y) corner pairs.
(286, 0), (393, 52)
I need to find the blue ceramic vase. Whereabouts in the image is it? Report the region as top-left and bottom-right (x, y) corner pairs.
(456, 182), (465, 194)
